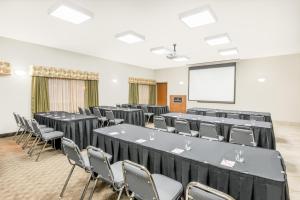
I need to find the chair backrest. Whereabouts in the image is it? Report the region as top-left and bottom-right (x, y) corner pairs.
(122, 160), (159, 200)
(122, 104), (128, 108)
(31, 120), (43, 137)
(93, 107), (102, 118)
(206, 111), (217, 117)
(186, 182), (235, 200)
(85, 108), (92, 115)
(23, 117), (33, 132)
(116, 104), (121, 107)
(87, 146), (114, 184)
(229, 128), (256, 146)
(105, 110), (115, 121)
(175, 119), (191, 134)
(61, 137), (86, 168)
(153, 116), (167, 130)
(13, 112), (20, 125)
(78, 107), (85, 114)
(250, 115), (265, 121)
(199, 123), (218, 139)
(188, 110), (198, 115)
(141, 105), (148, 113)
(226, 113), (240, 119)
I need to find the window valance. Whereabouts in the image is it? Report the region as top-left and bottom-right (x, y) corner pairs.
(128, 77), (156, 85)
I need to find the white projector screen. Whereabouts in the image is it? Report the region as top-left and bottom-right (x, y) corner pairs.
(188, 63), (236, 103)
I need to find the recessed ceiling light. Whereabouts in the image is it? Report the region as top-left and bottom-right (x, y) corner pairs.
(257, 78), (266, 82)
(115, 31), (145, 44)
(179, 6), (217, 28)
(48, 0), (93, 24)
(179, 81), (184, 85)
(205, 34), (231, 46)
(150, 47), (172, 55)
(171, 56), (190, 62)
(219, 48), (238, 56)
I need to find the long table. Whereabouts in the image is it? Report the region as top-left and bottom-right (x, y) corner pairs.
(121, 104), (169, 115)
(187, 107), (272, 122)
(34, 111), (99, 150)
(92, 124), (289, 200)
(91, 106), (145, 127)
(161, 112), (276, 149)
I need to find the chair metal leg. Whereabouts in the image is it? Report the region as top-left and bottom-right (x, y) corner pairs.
(60, 165), (75, 198)
(117, 186), (124, 200)
(16, 130), (25, 144)
(29, 137), (41, 157)
(80, 174), (92, 200)
(22, 133), (33, 149)
(88, 178), (98, 200)
(27, 137), (38, 154)
(35, 142), (47, 161)
(14, 127), (21, 140)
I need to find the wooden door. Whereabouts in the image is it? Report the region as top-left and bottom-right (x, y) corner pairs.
(156, 82), (167, 105)
(170, 95), (187, 113)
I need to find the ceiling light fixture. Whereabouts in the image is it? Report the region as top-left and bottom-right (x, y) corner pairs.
(150, 47), (172, 55)
(179, 6), (217, 28)
(48, 0), (93, 24)
(219, 48), (238, 56)
(115, 31), (145, 44)
(205, 34), (231, 46)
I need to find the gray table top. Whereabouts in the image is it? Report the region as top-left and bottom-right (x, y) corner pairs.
(94, 124), (285, 182)
(35, 112), (97, 121)
(161, 112), (272, 129)
(98, 106), (142, 112)
(188, 107), (271, 117)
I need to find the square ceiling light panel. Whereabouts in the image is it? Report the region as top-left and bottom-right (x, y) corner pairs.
(179, 6), (217, 28)
(48, 0), (93, 24)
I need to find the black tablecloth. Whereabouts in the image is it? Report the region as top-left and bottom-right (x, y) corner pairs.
(187, 107), (272, 123)
(92, 124), (289, 200)
(122, 104), (169, 115)
(161, 113), (276, 150)
(92, 106), (145, 127)
(34, 111), (99, 150)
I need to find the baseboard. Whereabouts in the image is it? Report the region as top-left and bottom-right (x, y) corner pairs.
(274, 120), (300, 126)
(0, 132), (15, 138)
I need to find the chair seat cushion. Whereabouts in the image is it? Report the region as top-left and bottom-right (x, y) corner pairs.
(41, 127), (55, 133)
(178, 130), (199, 137)
(167, 126), (176, 133)
(144, 113), (154, 117)
(39, 125), (47, 128)
(98, 117), (108, 121)
(110, 161), (124, 188)
(42, 131), (64, 141)
(152, 174), (183, 200)
(110, 119), (124, 125)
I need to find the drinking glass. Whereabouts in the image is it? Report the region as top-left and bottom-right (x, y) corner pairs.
(149, 131), (155, 141)
(184, 139), (192, 151)
(235, 150), (245, 163)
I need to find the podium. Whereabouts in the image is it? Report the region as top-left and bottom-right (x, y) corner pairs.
(170, 95), (186, 113)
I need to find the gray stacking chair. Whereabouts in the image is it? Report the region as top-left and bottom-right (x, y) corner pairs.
(186, 182), (235, 200)
(15, 115), (27, 144)
(188, 110), (198, 115)
(122, 160), (183, 200)
(13, 113), (23, 140)
(60, 137), (91, 199)
(85, 108), (92, 115)
(78, 107), (85, 114)
(141, 105), (154, 124)
(250, 115), (265, 122)
(226, 113), (240, 119)
(83, 146), (124, 200)
(199, 123), (224, 141)
(229, 127), (256, 147)
(175, 119), (199, 137)
(153, 116), (175, 133)
(106, 110), (124, 125)
(30, 120), (64, 161)
(93, 107), (108, 127)
(206, 111), (217, 117)
(116, 104), (121, 107)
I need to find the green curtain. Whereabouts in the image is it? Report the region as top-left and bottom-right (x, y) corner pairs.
(84, 80), (99, 107)
(148, 84), (156, 105)
(129, 83), (139, 104)
(31, 76), (50, 114)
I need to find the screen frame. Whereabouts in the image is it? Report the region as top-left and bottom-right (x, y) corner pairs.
(188, 62), (236, 104)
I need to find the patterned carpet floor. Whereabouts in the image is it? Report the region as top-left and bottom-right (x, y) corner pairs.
(0, 136), (129, 200)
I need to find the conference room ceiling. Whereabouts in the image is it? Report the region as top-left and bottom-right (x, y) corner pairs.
(0, 0), (299, 69)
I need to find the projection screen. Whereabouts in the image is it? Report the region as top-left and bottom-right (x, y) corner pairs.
(188, 63), (236, 103)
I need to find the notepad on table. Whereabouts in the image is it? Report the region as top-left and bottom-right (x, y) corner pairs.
(135, 139), (146, 143)
(109, 132), (119, 136)
(171, 148), (184, 155)
(220, 159), (235, 168)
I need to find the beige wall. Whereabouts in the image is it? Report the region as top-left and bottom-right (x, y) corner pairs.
(0, 37), (154, 134)
(155, 54), (300, 123)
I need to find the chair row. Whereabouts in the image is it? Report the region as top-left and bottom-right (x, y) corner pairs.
(154, 116), (256, 147)
(60, 137), (235, 200)
(12, 112), (64, 161)
(188, 110), (266, 121)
